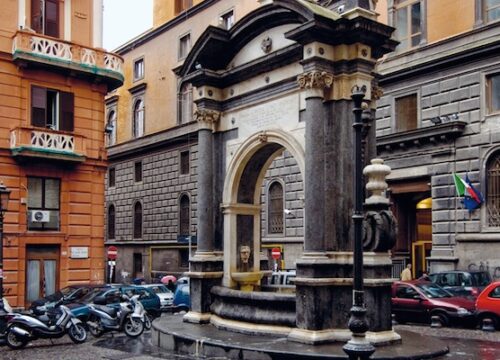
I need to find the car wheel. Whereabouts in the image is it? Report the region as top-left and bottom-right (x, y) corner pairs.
(433, 312), (449, 327)
(478, 314), (499, 330)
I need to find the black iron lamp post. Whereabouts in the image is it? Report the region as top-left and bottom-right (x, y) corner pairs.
(343, 86), (375, 360)
(0, 181), (11, 301)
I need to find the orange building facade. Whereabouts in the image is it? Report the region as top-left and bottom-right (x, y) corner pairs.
(0, 0), (123, 307)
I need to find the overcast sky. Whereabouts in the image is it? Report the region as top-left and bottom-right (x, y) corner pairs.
(103, 0), (153, 50)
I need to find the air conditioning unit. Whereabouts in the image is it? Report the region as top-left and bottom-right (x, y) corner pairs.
(31, 210), (50, 223)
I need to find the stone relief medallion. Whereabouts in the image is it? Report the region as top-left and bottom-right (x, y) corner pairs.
(261, 36), (272, 54)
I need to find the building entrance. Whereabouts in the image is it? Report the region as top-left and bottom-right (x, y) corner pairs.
(25, 245), (60, 306)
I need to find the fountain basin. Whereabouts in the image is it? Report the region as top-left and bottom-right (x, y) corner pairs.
(231, 271), (264, 291)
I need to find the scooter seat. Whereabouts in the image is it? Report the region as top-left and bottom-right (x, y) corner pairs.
(94, 305), (118, 317)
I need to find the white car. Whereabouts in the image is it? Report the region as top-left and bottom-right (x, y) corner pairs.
(141, 284), (174, 310)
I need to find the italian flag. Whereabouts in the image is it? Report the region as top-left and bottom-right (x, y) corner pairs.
(453, 173), (482, 204)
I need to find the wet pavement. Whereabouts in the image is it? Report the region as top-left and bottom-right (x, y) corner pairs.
(0, 320), (498, 359)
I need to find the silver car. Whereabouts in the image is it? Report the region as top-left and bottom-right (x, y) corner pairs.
(141, 284), (174, 310)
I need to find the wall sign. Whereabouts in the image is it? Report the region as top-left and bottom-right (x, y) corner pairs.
(70, 247), (89, 259)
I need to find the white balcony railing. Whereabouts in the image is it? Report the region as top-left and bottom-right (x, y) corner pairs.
(30, 130), (75, 152)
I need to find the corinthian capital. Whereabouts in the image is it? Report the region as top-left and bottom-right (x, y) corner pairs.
(297, 71), (334, 91)
(194, 109), (221, 131)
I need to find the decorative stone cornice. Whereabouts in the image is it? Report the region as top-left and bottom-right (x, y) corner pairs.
(194, 109), (220, 131)
(297, 70), (334, 91)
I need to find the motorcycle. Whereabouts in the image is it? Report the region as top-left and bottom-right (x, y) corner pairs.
(5, 298), (87, 349)
(0, 297), (14, 340)
(87, 293), (144, 338)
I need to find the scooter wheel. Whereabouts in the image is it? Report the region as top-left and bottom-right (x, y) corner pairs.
(6, 328), (28, 349)
(88, 316), (104, 338)
(144, 313), (152, 330)
(68, 323), (87, 344)
(124, 317), (144, 338)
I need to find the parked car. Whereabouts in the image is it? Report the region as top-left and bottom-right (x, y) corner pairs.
(392, 280), (476, 327)
(139, 284), (174, 311)
(173, 282), (190, 312)
(428, 270), (491, 298)
(475, 281), (500, 330)
(29, 284), (111, 311)
(68, 285), (161, 321)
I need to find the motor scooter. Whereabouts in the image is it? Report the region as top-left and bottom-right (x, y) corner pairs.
(0, 297), (13, 341)
(87, 293), (144, 338)
(5, 298), (87, 349)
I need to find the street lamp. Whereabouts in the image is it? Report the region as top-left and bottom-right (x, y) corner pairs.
(0, 181), (11, 301)
(343, 86), (375, 360)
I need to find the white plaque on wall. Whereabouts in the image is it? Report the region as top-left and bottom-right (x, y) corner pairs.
(70, 247), (89, 259)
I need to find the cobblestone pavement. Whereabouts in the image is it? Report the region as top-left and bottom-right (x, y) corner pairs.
(0, 325), (499, 360)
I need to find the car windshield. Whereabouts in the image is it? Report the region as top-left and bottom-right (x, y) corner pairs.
(472, 272), (491, 286)
(148, 285), (170, 294)
(416, 283), (453, 298)
(60, 286), (77, 296)
(79, 288), (105, 303)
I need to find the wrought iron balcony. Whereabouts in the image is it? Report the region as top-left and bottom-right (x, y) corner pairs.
(12, 30), (123, 89)
(10, 127), (86, 163)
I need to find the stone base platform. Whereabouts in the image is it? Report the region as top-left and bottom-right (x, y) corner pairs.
(152, 314), (449, 360)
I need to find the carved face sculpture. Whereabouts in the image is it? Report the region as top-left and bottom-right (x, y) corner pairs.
(240, 245), (251, 264)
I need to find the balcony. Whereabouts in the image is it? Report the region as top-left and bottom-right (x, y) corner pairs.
(10, 127), (86, 163)
(12, 30), (123, 89)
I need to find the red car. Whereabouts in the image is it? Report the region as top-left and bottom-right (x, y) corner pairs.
(475, 281), (500, 329)
(392, 280), (476, 327)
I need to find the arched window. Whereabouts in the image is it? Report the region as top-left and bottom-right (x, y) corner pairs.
(133, 202), (143, 239)
(268, 181), (284, 234)
(179, 195), (190, 236)
(487, 151), (500, 227)
(178, 83), (193, 124)
(133, 99), (144, 138)
(107, 204), (115, 240)
(106, 110), (116, 146)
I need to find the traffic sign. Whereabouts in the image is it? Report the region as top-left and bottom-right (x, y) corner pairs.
(271, 247), (281, 260)
(107, 246), (118, 260)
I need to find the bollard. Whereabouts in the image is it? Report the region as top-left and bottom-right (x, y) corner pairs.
(430, 315), (442, 328)
(391, 314), (398, 326)
(481, 318), (495, 332)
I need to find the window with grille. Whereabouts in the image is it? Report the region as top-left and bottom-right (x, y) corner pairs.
(394, 0), (423, 50)
(179, 195), (190, 236)
(133, 98), (145, 138)
(180, 151), (190, 175)
(179, 33), (191, 60)
(31, 0), (59, 38)
(133, 202), (143, 239)
(395, 94), (418, 132)
(134, 161), (143, 182)
(108, 205), (115, 240)
(27, 177), (60, 230)
(487, 151), (500, 227)
(268, 182), (284, 234)
(485, 0), (500, 22)
(108, 167), (115, 188)
(487, 73), (500, 115)
(179, 83), (193, 124)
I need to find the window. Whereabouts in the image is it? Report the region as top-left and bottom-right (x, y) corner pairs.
(268, 181), (284, 234)
(106, 110), (117, 146)
(179, 83), (193, 124)
(175, 0), (193, 15)
(31, 0), (59, 38)
(134, 161), (143, 182)
(489, 285), (500, 298)
(486, 150), (500, 227)
(485, 0), (500, 22)
(27, 177), (60, 230)
(108, 167), (116, 188)
(220, 10), (235, 30)
(178, 33), (191, 60)
(394, 0), (423, 50)
(133, 98), (145, 138)
(180, 151), (190, 175)
(133, 58), (144, 81)
(31, 86), (74, 131)
(179, 195), (190, 236)
(395, 285), (418, 299)
(179, 249), (189, 268)
(395, 94), (418, 132)
(133, 202), (143, 239)
(108, 205), (115, 240)
(487, 73), (500, 114)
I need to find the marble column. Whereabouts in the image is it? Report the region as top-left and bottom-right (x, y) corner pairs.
(184, 109), (223, 324)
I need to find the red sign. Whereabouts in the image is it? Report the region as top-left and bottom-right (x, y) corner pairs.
(271, 248), (281, 260)
(107, 246), (118, 260)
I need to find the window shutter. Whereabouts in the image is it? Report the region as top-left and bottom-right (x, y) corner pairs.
(31, 86), (47, 127)
(31, 0), (43, 33)
(45, 0), (59, 37)
(59, 91), (74, 131)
